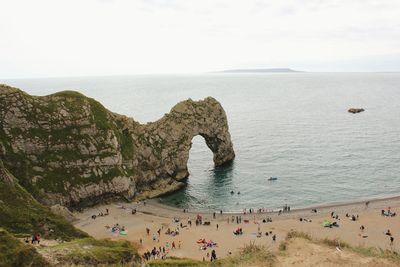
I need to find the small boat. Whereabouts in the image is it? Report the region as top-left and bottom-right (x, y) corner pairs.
(268, 177), (278, 181)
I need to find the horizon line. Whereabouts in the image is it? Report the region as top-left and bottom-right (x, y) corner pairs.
(2, 70), (400, 80)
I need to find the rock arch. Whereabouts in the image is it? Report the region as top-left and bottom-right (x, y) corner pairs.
(134, 97), (235, 196)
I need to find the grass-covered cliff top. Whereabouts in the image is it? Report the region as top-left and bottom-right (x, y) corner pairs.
(0, 160), (88, 240)
(38, 238), (140, 266)
(0, 84), (138, 206)
(0, 228), (50, 267)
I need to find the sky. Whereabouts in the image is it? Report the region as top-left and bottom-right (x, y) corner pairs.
(1, 0), (400, 78)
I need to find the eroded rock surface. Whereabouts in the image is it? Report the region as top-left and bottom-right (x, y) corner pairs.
(0, 85), (235, 208)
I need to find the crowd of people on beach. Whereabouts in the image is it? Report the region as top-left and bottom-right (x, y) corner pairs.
(382, 207), (396, 217)
(89, 200), (399, 264)
(91, 208), (109, 220)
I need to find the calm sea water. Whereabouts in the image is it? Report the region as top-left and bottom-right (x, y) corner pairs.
(2, 73), (400, 211)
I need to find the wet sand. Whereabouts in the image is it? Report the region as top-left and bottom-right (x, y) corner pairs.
(73, 196), (400, 261)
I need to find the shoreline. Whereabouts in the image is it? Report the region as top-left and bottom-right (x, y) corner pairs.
(73, 192), (400, 261)
(140, 193), (400, 217)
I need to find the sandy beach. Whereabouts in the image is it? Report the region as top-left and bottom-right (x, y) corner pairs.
(73, 196), (400, 261)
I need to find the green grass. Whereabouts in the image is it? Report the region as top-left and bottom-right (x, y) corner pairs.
(224, 242), (275, 267)
(120, 129), (135, 160)
(50, 90), (86, 98)
(0, 168), (88, 240)
(148, 242), (275, 267)
(0, 228), (50, 267)
(284, 230), (400, 264)
(280, 230), (312, 252)
(39, 238), (140, 266)
(148, 258), (208, 266)
(88, 98), (111, 130)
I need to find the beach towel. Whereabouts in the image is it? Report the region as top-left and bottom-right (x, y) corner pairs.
(322, 220), (331, 227)
(120, 230), (128, 236)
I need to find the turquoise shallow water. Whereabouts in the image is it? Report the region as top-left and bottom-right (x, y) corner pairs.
(3, 73), (400, 211)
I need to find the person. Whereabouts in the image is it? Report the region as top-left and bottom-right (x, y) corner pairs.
(211, 249), (217, 262)
(216, 224), (219, 231)
(35, 234), (41, 244)
(146, 228), (150, 235)
(365, 201), (370, 208)
(172, 241), (176, 249)
(360, 225), (365, 232)
(178, 240), (182, 249)
(213, 212), (216, 219)
(390, 236), (394, 245)
(140, 238), (143, 245)
(386, 230), (392, 236)
(272, 234), (276, 242)
(106, 208), (109, 215)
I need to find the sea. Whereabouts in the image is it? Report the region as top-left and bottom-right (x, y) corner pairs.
(2, 73), (400, 212)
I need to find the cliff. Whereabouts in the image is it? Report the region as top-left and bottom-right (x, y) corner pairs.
(0, 84), (235, 209)
(0, 158), (88, 240)
(0, 157), (140, 266)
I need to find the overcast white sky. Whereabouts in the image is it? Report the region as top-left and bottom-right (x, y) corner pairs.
(1, 0), (400, 78)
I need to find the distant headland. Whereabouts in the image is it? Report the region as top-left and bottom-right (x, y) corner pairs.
(215, 68), (302, 73)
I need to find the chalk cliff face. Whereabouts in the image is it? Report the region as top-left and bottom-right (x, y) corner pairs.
(0, 85), (235, 208)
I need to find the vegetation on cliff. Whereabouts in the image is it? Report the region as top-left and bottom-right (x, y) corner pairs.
(38, 238), (140, 266)
(0, 159), (140, 266)
(0, 84), (234, 266)
(0, 159), (86, 240)
(148, 243), (275, 267)
(0, 84), (235, 208)
(0, 179), (88, 240)
(0, 228), (50, 267)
